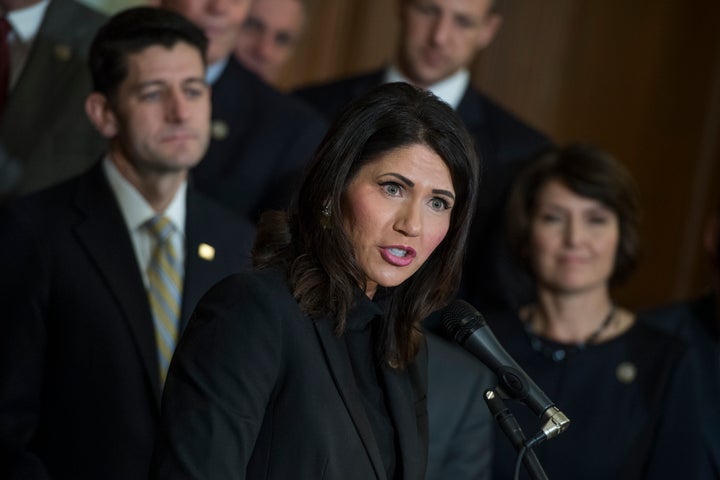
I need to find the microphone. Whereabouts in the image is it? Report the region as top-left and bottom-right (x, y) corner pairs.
(441, 300), (570, 446)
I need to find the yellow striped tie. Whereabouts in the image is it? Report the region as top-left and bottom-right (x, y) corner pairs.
(145, 215), (183, 387)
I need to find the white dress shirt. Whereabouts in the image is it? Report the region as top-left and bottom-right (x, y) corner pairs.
(385, 65), (470, 111)
(102, 156), (187, 288)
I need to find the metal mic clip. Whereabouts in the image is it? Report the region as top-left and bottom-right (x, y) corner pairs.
(525, 406), (571, 449)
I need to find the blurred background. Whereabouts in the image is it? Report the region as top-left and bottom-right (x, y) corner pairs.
(82, 0), (720, 310)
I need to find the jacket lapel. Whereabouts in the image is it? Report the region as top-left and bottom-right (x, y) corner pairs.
(181, 189), (221, 333)
(456, 87), (493, 166)
(313, 319), (387, 480)
(72, 164), (162, 404)
(5, 0), (91, 133)
(379, 344), (428, 480)
(198, 59), (255, 182)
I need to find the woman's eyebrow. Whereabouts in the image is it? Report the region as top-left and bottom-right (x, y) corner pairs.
(381, 173), (455, 200)
(433, 189), (455, 201)
(383, 172), (414, 186)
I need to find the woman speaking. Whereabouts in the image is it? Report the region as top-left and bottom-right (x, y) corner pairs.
(151, 82), (480, 479)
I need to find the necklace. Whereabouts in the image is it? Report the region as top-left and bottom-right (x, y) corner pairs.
(523, 303), (616, 362)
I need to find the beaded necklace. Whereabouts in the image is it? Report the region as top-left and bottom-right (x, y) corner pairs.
(523, 303), (616, 362)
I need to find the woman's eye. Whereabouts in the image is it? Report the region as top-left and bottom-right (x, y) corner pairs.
(381, 182), (402, 196)
(429, 197), (450, 211)
(589, 216), (610, 225)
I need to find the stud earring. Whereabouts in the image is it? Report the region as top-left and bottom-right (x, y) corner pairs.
(320, 203), (332, 229)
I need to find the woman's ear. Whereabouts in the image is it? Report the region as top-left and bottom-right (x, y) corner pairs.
(85, 92), (119, 139)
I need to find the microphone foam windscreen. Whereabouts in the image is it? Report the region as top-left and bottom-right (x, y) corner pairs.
(440, 300), (485, 344)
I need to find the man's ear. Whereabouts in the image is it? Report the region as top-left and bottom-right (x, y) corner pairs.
(85, 92), (119, 138)
(475, 12), (502, 50)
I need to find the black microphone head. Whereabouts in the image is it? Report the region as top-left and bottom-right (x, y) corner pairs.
(440, 300), (487, 345)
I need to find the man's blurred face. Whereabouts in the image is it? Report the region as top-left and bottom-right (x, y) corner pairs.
(234, 0), (305, 83)
(162, 0), (252, 65)
(397, 0), (501, 89)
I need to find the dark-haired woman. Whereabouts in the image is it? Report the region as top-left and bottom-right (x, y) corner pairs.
(151, 82), (480, 480)
(488, 145), (707, 479)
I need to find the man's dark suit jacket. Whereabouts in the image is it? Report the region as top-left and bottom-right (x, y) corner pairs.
(0, 0), (106, 195)
(151, 269), (428, 480)
(295, 69), (551, 312)
(643, 294), (720, 477)
(191, 58), (328, 222)
(0, 163), (255, 479)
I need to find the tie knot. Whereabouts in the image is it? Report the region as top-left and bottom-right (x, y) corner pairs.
(145, 215), (174, 243)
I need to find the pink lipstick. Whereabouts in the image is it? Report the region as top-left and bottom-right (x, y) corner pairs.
(380, 245), (417, 267)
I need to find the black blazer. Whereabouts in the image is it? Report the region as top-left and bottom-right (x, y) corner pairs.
(295, 70), (551, 311)
(151, 269), (428, 480)
(0, 163), (255, 479)
(191, 58), (328, 222)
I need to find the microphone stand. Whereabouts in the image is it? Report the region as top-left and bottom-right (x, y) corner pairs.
(484, 389), (548, 480)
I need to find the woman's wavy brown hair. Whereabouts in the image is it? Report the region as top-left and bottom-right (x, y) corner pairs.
(253, 82), (480, 368)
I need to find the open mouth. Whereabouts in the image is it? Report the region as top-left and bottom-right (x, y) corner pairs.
(380, 246), (417, 267)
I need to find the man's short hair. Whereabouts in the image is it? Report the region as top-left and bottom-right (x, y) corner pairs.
(89, 7), (208, 99)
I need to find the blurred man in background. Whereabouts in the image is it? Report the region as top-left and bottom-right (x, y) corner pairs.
(162, 0), (327, 223)
(234, 0), (306, 85)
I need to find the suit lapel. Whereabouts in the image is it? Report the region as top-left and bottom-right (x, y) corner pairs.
(456, 87), (493, 164)
(313, 319), (387, 480)
(5, 0), (90, 133)
(72, 165), (162, 404)
(380, 353), (427, 480)
(197, 59), (255, 182)
(181, 190), (223, 333)
(182, 191), (203, 331)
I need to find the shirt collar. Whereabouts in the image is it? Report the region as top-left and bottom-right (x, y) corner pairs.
(6, 0), (50, 43)
(345, 288), (390, 332)
(385, 65), (470, 110)
(206, 56), (229, 85)
(102, 156), (187, 235)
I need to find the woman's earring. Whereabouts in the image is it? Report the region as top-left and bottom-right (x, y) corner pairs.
(321, 203), (332, 229)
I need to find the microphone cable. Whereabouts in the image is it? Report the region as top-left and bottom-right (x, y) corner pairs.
(514, 445), (529, 480)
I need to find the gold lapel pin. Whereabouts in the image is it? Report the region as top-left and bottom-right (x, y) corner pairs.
(615, 361), (637, 384)
(198, 243), (215, 261)
(211, 119), (229, 140)
(54, 44), (72, 62)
